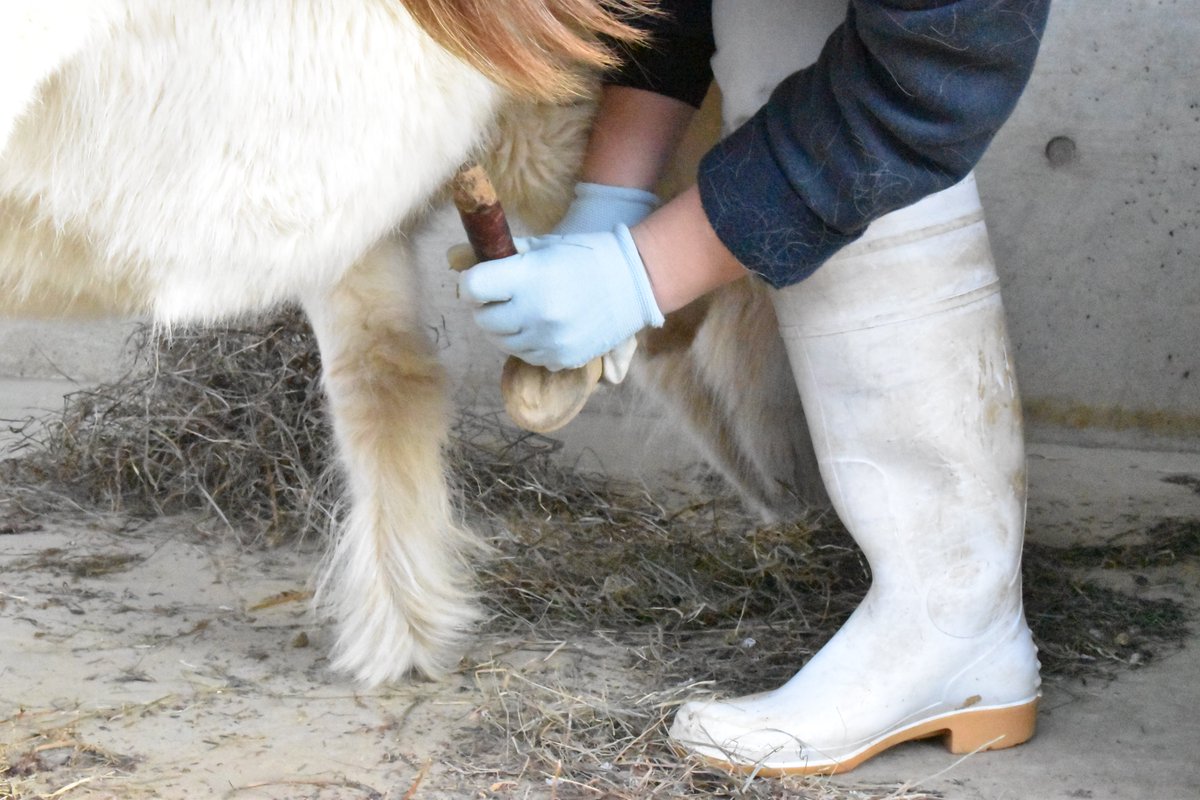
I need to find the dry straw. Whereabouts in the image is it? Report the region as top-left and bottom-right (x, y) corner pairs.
(2, 309), (1193, 798)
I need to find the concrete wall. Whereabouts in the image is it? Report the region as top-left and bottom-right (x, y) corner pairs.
(2, 0), (1198, 464)
(977, 0), (1200, 450)
(0, 319), (138, 428)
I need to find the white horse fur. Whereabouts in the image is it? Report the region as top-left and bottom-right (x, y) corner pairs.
(1, 0), (820, 685)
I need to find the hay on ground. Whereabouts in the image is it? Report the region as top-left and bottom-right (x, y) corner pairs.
(2, 310), (1194, 799)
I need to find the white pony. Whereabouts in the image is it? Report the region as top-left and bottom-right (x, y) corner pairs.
(1, 0), (818, 685)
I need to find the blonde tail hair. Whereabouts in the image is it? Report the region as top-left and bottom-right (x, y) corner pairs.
(400, 0), (656, 101)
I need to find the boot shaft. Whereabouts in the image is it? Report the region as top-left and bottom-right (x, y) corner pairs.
(772, 175), (1027, 632)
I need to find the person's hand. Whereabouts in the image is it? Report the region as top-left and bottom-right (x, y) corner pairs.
(448, 181), (659, 381)
(553, 182), (658, 235)
(552, 182), (658, 381)
(458, 225), (664, 372)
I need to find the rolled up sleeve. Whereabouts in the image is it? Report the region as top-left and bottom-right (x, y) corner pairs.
(699, 0), (1052, 287)
(605, 0), (715, 109)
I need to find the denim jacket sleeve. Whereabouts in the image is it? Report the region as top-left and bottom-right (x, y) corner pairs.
(699, 0), (1052, 287)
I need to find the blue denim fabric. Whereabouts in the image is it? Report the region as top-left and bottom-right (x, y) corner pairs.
(611, 0), (1052, 288)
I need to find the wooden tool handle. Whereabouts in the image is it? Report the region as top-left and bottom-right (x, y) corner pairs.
(450, 162), (519, 262)
(450, 162), (602, 434)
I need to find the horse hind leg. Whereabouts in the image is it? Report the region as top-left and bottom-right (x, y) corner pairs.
(634, 279), (828, 521)
(302, 235), (478, 685)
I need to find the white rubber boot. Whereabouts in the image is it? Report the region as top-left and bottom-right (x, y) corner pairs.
(669, 174), (1041, 776)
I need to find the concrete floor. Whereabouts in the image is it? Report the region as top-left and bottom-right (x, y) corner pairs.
(2, 379), (1198, 798)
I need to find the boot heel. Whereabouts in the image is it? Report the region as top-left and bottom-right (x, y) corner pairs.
(944, 699), (1038, 754)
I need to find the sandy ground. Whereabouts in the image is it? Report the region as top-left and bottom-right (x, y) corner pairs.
(1, 441), (1199, 799)
(0, 508), (656, 799)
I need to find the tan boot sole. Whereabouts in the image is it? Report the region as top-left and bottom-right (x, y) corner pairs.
(688, 697), (1039, 777)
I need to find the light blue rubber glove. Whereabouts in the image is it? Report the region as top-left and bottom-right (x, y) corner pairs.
(554, 182), (659, 235)
(459, 224), (665, 372)
(551, 182), (659, 381)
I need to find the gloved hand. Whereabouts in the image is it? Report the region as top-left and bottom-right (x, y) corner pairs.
(554, 182), (659, 235)
(550, 182), (659, 382)
(458, 224), (665, 372)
